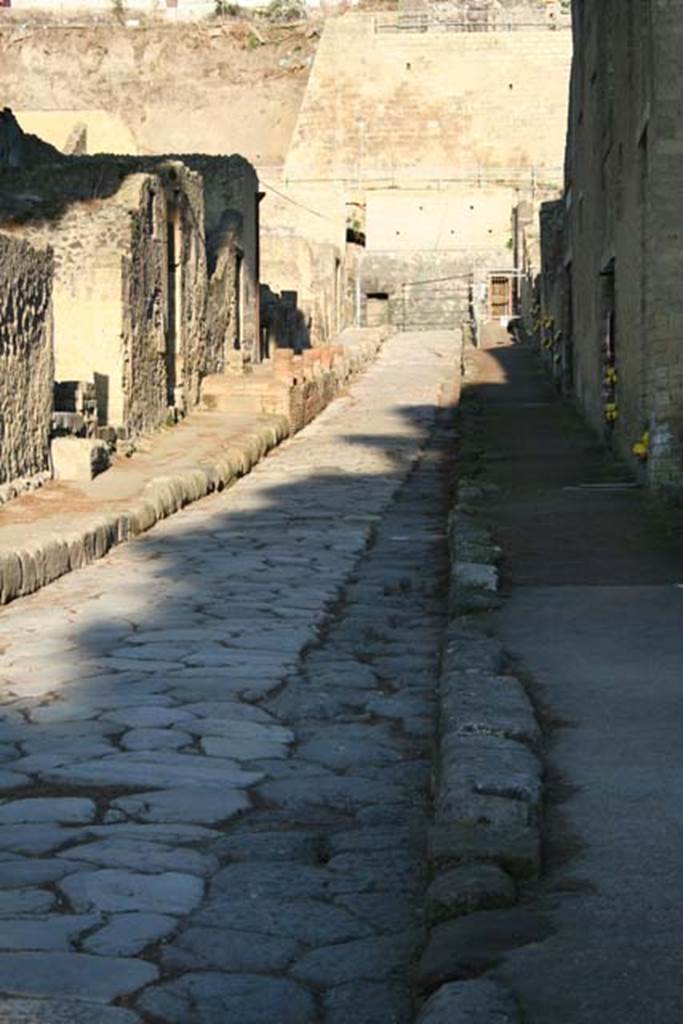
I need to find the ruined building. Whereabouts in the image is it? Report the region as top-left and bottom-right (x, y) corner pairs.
(534, 0), (683, 492)
(0, 111), (262, 459)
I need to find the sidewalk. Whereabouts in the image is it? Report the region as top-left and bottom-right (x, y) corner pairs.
(469, 325), (683, 1023)
(0, 330), (383, 607)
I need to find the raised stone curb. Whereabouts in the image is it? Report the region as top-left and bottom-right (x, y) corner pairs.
(0, 332), (383, 607)
(415, 420), (545, 1017)
(416, 978), (521, 1023)
(0, 416), (289, 607)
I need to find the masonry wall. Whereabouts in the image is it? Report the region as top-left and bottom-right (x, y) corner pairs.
(361, 249), (507, 331)
(285, 14), (572, 183)
(0, 158), (207, 436)
(366, 187), (518, 253)
(0, 234), (53, 485)
(559, 0), (683, 489)
(183, 155), (261, 371)
(258, 175), (348, 351)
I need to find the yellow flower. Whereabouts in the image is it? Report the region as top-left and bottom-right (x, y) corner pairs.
(632, 430), (650, 460)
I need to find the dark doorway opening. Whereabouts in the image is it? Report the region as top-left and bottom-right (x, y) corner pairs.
(166, 205), (183, 405)
(366, 292), (389, 328)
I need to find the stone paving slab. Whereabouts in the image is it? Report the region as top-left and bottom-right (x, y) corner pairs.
(0, 331), (461, 1020)
(0, 333), (383, 608)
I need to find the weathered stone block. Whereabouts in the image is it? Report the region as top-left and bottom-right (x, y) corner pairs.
(425, 863), (516, 924)
(51, 438), (110, 482)
(442, 625), (505, 675)
(418, 909), (553, 992)
(416, 979), (521, 1023)
(427, 822), (541, 880)
(440, 672), (541, 748)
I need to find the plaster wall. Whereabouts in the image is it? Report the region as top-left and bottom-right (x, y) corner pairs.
(15, 109), (139, 156)
(365, 188), (518, 252)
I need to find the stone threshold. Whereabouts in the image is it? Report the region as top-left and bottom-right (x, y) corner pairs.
(0, 330), (385, 608)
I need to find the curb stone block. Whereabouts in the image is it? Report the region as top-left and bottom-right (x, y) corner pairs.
(417, 909), (554, 992)
(435, 790), (534, 831)
(454, 562), (499, 592)
(416, 979), (521, 1022)
(439, 733), (543, 817)
(440, 673), (542, 749)
(425, 863), (516, 925)
(442, 626), (506, 676)
(427, 821), (540, 882)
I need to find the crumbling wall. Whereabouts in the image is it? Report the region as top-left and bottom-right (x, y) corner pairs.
(0, 234), (53, 485)
(261, 234), (343, 350)
(183, 155), (261, 369)
(0, 160), (207, 436)
(120, 174), (172, 435)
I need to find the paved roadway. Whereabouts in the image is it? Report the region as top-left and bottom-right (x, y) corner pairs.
(0, 332), (459, 1024)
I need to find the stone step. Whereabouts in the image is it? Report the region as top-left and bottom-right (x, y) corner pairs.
(200, 374), (290, 415)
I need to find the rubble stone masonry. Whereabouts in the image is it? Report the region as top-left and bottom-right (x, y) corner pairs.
(0, 234), (53, 486)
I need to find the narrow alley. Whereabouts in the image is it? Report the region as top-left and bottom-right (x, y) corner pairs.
(466, 327), (683, 1024)
(0, 331), (458, 1023)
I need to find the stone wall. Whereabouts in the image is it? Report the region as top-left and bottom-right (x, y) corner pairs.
(259, 175), (347, 352)
(285, 14), (572, 183)
(0, 158), (208, 437)
(361, 249), (506, 331)
(549, 0), (683, 491)
(0, 234), (53, 486)
(182, 155), (262, 371)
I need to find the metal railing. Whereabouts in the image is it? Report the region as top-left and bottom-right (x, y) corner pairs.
(374, 10), (571, 33)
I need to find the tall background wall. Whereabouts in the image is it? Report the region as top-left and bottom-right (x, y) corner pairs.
(284, 14), (572, 183)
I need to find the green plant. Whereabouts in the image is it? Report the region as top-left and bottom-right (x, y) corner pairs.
(214, 0), (241, 15)
(262, 0), (305, 23)
(111, 0), (125, 17)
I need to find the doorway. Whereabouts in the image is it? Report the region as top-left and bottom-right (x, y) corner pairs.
(166, 204), (183, 405)
(489, 275), (513, 318)
(366, 292), (389, 327)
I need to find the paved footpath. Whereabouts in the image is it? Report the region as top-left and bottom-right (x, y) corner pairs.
(0, 331), (459, 1024)
(469, 329), (683, 1024)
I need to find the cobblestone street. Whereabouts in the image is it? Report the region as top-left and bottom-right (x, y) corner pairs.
(0, 332), (459, 1023)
